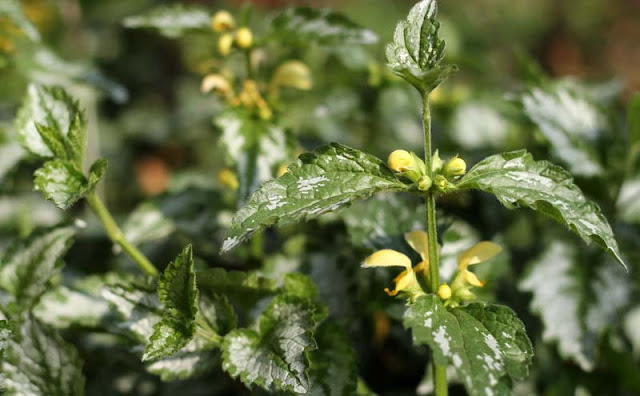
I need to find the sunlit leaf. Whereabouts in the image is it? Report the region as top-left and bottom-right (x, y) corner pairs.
(458, 150), (625, 267)
(123, 4), (211, 38)
(222, 143), (408, 253)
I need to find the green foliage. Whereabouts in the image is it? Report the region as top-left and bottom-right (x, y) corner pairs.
(629, 94), (640, 150)
(458, 150), (625, 267)
(216, 110), (289, 203)
(0, 227), (75, 312)
(197, 268), (279, 308)
(521, 86), (607, 177)
(221, 295), (319, 393)
(0, 315), (85, 396)
(270, 7), (378, 47)
(122, 4), (211, 38)
(519, 242), (631, 371)
(404, 295), (532, 396)
(385, 0), (456, 93)
(143, 245), (198, 361)
(222, 143), (409, 252)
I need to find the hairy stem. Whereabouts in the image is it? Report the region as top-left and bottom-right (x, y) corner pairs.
(86, 192), (159, 277)
(422, 93), (447, 396)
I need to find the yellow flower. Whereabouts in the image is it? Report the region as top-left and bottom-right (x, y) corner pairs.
(443, 156), (466, 178)
(217, 168), (239, 191)
(211, 10), (236, 32)
(200, 74), (233, 101)
(437, 284), (452, 300)
(236, 27), (253, 49)
(361, 231), (432, 298)
(218, 33), (234, 56)
(452, 241), (502, 290)
(387, 150), (416, 173)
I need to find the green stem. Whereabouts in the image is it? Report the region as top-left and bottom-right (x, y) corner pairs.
(86, 192), (159, 277)
(422, 92), (447, 396)
(245, 49), (254, 80)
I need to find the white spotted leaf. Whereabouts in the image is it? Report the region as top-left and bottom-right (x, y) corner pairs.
(222, 143), (409, 253)
(404, 295), (532, 396)
(386, 0), (456, 93)
(122, 4), (211, 38)
(221, 295), (318, 393)
(458, 150), (625, 268)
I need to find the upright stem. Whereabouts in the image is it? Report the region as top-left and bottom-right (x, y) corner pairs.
(422, 93), (448, 396)
(86, 192), (159, 277)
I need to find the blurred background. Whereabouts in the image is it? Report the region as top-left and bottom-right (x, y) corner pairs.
(1, 1), (640, 395)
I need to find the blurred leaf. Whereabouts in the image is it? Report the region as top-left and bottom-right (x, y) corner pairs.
(0, 142), (25, 183)
(0, 320), (10, 359)
(122, 4), (211, 38)
(102, 280), (219, 381)
(222, 143), (409, 253)
(123, 202), (176, 246)
(519, 242), (631, 371)
(404, 295), (530, 396)
(624, 305), (640, 358)
(450, 101), (510, 150)
(458, 150), (625, 267)
(222, 295), (318, 393)
(197, 268), (278, 308)
(0, 227), (75, 312)
(0, 0), (40, 42)
(342, 193), (425, 254)
(143, 245), (198, 362)
(299, 321), (358, 396)
(522, 86), (606, 177)
(216, 110), (289, 203)
(16, 84), (86, 162)
(629, 94), (640, 147)
(270, 7), (378, 47)
(198, 294), (236, 336)
(0, 315), (84, 396)
(439, 220), (480, 281)
(385, 0), (456, 93)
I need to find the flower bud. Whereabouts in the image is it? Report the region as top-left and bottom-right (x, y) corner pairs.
(443, 156), (466, 178)
(437, 284), (452, 300)
(434, 174), (448, 191)
(454, 287), (477, 301)
(387, 150), (415, 173)
(236, 27), (253, 49)
(270, 61), (313, 93)
(218, 33), (234, 56)
(200, 74), (233, 99)
(418, 175), (432, 191)
(211, 10), (236, 32)
(431, 150), (443, 172)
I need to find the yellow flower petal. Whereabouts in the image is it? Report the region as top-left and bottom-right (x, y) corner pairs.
(458, 241), (502, 270)
(413, 260), (429, 275)
(384, 269), (416, 296)
(463, 270), (485, 287)
(362, 249), (411, 269)
(437, 284), (452, 300)
(404, 230), (429, 261)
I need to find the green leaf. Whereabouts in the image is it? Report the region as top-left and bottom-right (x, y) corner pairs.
(342, 193), (426, 254)
(385, 0), (456, 93)
(299, 321), (358, 396)
(0, 227), (75, 312)
(0, 315), (84, 396)
(457, 150), (625, 268)
(197, 268), (279, 308)
(143, 245), (198, 361)
(222, 143), (408, 253)
(198, 294), (237, 336)
(215, 110), (290, 203)
(102, 281), (220, 380)
(15, 84), (86, 163)
(521, 86), (606, 177)
(628, 94), (640, 147)
(404, 295), (529, 396)
(122, 201), (176, 246)
(270, 7), (378, 47)
(122, 4), (211, 38)
(0, 320), (10, 359)
(519, 242), (631, 371)
(222, 295), (318, 393)
(0, 141), (26, 183)
(461, 303), (534, 379)
(34, 160), (89, 209)
(87, 158), (108, 188)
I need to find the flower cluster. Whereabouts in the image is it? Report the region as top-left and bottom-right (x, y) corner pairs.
(387, 150), (467, 193)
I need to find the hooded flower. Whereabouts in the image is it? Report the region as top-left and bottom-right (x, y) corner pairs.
(361, 231), (433, 298)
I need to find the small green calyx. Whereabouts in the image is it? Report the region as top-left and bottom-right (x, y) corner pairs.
(418, 175), (432, 191)
(431, 150), (443, 172)
(434, 174), (448, 191)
